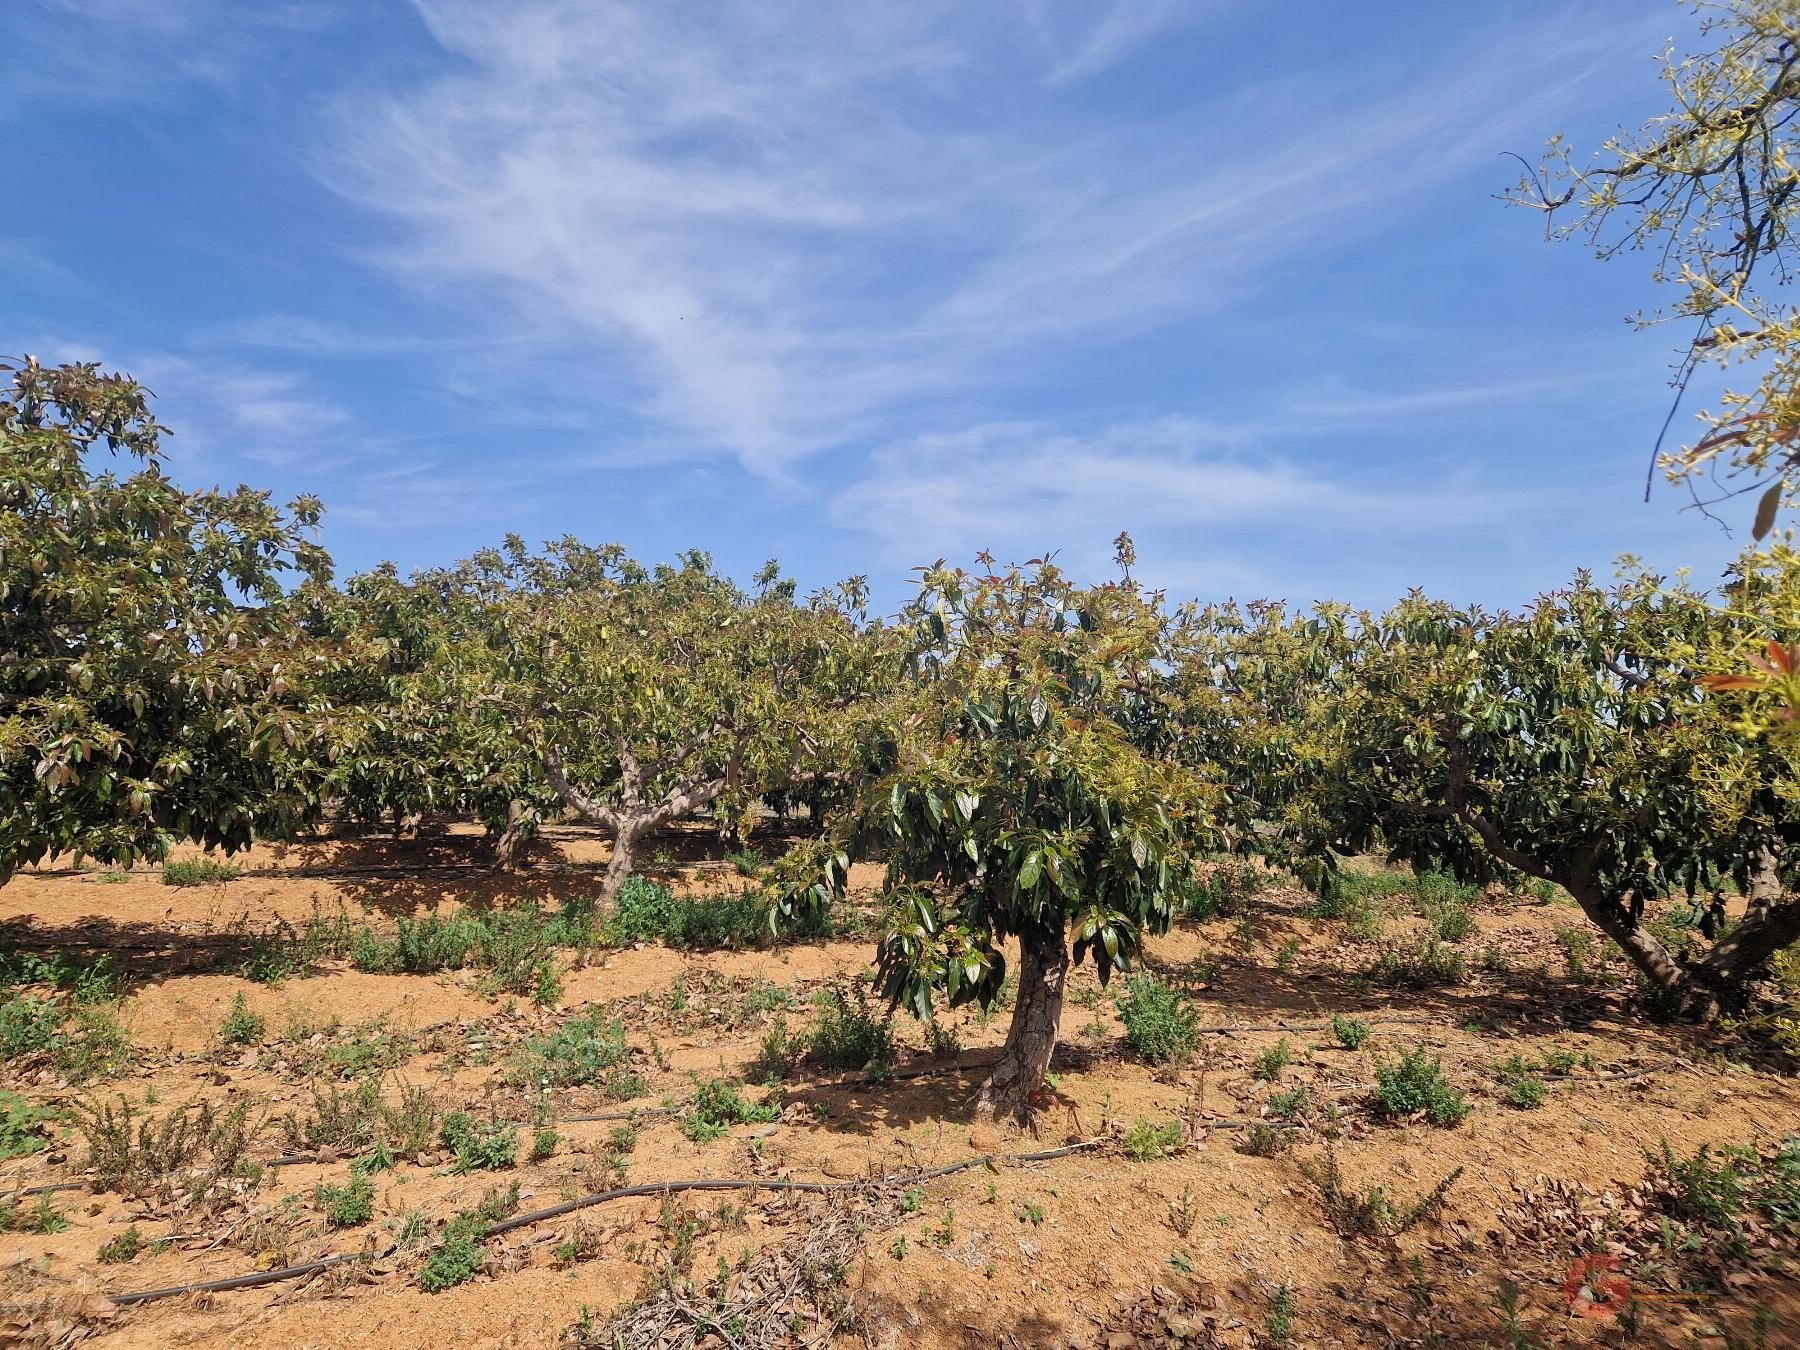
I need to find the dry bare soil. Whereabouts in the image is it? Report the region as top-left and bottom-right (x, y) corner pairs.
(0, 823), (1795, 1348)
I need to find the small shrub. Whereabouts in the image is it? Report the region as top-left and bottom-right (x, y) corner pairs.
(1239, 1122), (1294, 1157)
(440, 1113), (517, 1173)
(80, 1096), (258, 1199)
(420, 1182), (520, 1292)
(1116, 973), (1200, 1066)
(0, 1091), (56, 1161)
(97, 1225), (145, 1263)
(161, 858), (241, 886)
(805, 987), (894, 1072)
(530, 1126), (559, 1162)
(1502, 1076), (1548, 1110)
(317, 1173), (376, 1227)
(218, 994), (265, 1046)
(750, 1017), (795, 1082)
(1252, 1038), (1294, 1081)
(1373, 1047), (1469, 1126)
(1266, 1086), (1310, 1120)
(1330, 1014), (1370, 1050)
(681, 1078), (777, 1142)
(1123, 1119), (1185, 1161)
(1422, 896), (1475, 943)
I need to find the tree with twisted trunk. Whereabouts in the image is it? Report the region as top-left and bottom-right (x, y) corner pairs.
(771, 549), (1218, 1123)
(1172, 556), (1800, 1016)
(432, 542), (882, 906)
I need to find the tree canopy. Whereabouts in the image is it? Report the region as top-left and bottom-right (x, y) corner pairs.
(0, 357), (350, 882)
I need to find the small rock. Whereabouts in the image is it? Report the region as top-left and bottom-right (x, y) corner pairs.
(822, 1149), (864, 1180)
(969, 1125), (1002, 1151)
(748, 1124), (778, 1139)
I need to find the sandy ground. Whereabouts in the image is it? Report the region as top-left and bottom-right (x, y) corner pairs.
(0, 826), (1796, 1347)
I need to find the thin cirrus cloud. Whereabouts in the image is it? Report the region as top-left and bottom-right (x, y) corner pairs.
(315, 0), (1655, 483)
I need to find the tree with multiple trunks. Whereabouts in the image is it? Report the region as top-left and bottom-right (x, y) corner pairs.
(770, 552), (1219, 1121)
(1513, 0), (1800, 528)
(1174, 559), (1800, 1015)
(441, 539), (885, 904)
(0, 357), (350, 885)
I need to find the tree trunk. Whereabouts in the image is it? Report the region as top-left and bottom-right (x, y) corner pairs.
(599, 822), (640, 908)
(975, 926), (1069, 1125)
(493, 799), (532, 871)
(1692, 848), (1800, 997)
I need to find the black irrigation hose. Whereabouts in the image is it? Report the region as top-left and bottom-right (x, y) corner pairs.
(107, 1252), (367, 1307)
(102, 1140), (1107, 1308)
(1, 1180), (89, 1198)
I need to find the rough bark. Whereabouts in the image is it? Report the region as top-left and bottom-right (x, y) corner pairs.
(1692, 848), (1800, 995)
(492, 799), (531, 870)
(599, 822), (638, 907)
(975, 926), (1069, 1125)
(544, 742), (730, 908)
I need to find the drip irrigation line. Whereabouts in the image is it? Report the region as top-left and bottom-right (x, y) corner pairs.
(1538, 1056), (1681, 1085)
(107, 1252), (367, 1307)
(103, 1140), (1106, 1308)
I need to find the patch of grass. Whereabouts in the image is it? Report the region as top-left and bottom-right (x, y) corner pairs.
(218, 993), (265, 1047)
(0, 989), (131, 1082)
(440, 1113), (517, 1173)
(1179, 861), (1264, 921)
(161, 858), (242, 886)
(1373, 1047), (1470, 1127)
(279, 1078), (437, 1157)
(317, 1173), (376, 1227)
(1252, 1037), (1294, 1081)
(1123, 1119), (1185, 1161)
(804, 987), (894, 1073)
(1367, 935), (1466, 989)
(511, 1011), (629, 1089)
(724, 848), (766, 878)
(1115, 972), (1200, 1066)
(1, 1193), (69, 1234)
(1502, 1076), (1548, 1110)
(603, 875), (829, 950)
(1645, 1135), (1800, 1236)
(1330, 1014), (1371, 1050)
(235, 907), (355, 984)
(1299, 1144), (1463, 1239)
(347, 905), (572, 998)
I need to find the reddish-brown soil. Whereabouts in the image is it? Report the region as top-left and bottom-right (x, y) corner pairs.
(1, 825), (1796, 1347)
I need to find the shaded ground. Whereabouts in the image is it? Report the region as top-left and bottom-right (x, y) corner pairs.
(0, 831), (1795, 1347)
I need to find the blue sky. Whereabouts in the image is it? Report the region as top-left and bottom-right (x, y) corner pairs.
(6, 0), (1749, 611)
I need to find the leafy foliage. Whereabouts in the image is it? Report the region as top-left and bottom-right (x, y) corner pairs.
(0, 358), (351, 884)
(1116, 972), (1201, 1065)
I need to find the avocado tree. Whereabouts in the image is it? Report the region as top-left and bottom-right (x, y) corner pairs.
(443, 540), (883, 903)
(1179, 560), (1800, 1014)
(771, 554), (1219, 1122)
(0, 357), (347, 883)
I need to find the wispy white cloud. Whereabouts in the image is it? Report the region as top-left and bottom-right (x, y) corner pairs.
(317, 1), (1649, 478)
